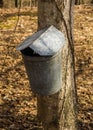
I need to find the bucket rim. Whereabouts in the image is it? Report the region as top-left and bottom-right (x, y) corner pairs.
(22, 48), (62, 62)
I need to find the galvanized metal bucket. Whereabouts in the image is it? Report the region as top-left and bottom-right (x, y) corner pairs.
(16, 25), (66, 95)
(22, 49), (62, 95)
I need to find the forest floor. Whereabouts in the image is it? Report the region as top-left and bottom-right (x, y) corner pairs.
(0, 5), (93, 130)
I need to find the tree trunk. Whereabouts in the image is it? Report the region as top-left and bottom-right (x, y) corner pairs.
(15, 0), (18, 8)
(37, 0), (78, 130)
(0, 0), (3, 8)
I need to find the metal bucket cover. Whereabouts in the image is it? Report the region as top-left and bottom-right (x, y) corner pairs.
(16, 25), (65, 56)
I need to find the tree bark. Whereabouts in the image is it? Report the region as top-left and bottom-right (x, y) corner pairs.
(37, 0), (78, 130)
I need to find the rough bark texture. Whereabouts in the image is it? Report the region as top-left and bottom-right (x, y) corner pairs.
(37, 0), (78, 130)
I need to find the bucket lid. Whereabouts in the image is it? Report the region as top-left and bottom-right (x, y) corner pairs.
(16, 25), (66, 56)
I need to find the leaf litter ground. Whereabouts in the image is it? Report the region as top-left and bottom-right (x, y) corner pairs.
(0, 5), (93, 130)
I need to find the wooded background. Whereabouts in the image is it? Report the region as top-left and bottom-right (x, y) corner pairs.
(0, 0), (37, 8)
(0, 0), (93, 130)
(0, 0), (93, 8)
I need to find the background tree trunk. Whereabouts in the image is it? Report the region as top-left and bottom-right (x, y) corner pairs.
(37, 0), (78, 130)
(0, 0), (3, 8)
(15, 0), (18, 8)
